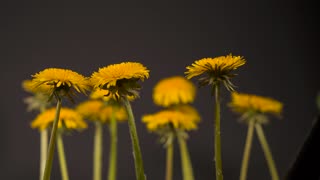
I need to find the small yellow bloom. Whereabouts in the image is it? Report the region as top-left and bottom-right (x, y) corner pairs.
(90, 62), (149, 99)
(229, 92), (283, 115)
(31, 107), (87, 131)
(185, 54), (245, 91)
(31, 68), (90, 96)
(76, 100), (127, 123)
(153, 76), (196, 107)
(142, 105), (200, 131)
(185, 55), (245, 79)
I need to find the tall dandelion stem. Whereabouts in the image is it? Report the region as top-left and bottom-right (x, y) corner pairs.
(108, 111), (117, 180)
(165, 142), (174, 180)
(177, 133), (194, 180)
(240, 120), (255, 180)
(214, 84), (223, 180)
(40, 129), (48, 180)
(94, 121), (103, 180)
(43, 96), (62, 180)
(255, 123), (279, 180)
(57, 132), (69, 180)
(123, 98), (146, 180)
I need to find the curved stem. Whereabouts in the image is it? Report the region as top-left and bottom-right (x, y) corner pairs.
(40, 129), (48, 180)
(94, 121), (103, 180)
(108, 111), (117, 180)
(57, 132), (69, 180)
(255, 124), (279, 180)
(240, 120), (255, 180)
(214, 84), (223, 180)
(177, 133), (194, 180)
(123, 98), (146, 180)
(42, 97), (62, 180)
(165, 142), (174, 180)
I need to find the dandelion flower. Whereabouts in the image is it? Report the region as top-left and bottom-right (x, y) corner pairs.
(91, 62), (149, 180)
(142, 105), (200, 132)
(185, 54), (245, 91)
(185, 54), (245, 180)
(31, 107), (87, 131)
(153, 76), (196, 107)
(76, 100), (127, 123)
(90, 88), (136, 101)
(90, 62), (149, 99)
(229, 92), (282, 180)
(31, 68), (90, 99)
(230, 92), (283, 116)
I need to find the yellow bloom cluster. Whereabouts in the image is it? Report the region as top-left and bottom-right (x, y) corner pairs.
(153, 76), (196, 107)
(31, 68), (90, 95)
(230, 92), (283, 115)
(76, 100), (127, 123)
(142, 105), (200, 131)
(185, 54), (246, 79)
(31, 107), (87, 131)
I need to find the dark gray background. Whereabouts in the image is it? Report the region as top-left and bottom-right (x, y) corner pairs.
(1, 0), (318, 179)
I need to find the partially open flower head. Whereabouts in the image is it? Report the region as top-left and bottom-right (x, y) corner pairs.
(90, 62), (149, 100)
(230, 92), (283, 123)
(76, 100), (127, 123)
(153, 76), (196, 107)
(31, 68), (91, 101)
(31, 107), (87, 131)
(185, 54), (245, 91)
(142, 105), (200, 132)
(22, 80), (53, 111)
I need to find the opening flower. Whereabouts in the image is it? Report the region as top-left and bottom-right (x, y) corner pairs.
(76, 100), (127, 123)
(31, 68), (90, 100)
(153, 76), (196, 107)
(31, 107), (87, 131)
(90, 62), (149, 99)
(142, 105), (200, 132)
(229, 92), (283, 116)
(185, 54), (245, 91)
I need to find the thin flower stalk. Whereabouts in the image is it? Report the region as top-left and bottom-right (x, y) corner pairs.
(165, 142), (174, 180)
(57, 132), (69, 180)
(108, 110), (118, 180)
(177, 132), (194, 180)
(94, 121), (103, 180)
(240, 120), (255, 180)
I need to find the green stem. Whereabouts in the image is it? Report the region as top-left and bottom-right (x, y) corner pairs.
(40, 129), (48, 180)
(240, 120), (255, 180)
(255, 123), (279, 180)
(57, 132), (69, 180)
(214, 84), (223, 180)
(42, 96), (62, 180)
(177, 132), (194, 180)
(108, 110), (117, 180)
(165, 142), (174, 180)
(122, 98), (146, 180)
(94, 121), (103, 180)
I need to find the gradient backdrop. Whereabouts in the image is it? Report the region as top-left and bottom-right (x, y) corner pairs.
(1, 1), (318, 180)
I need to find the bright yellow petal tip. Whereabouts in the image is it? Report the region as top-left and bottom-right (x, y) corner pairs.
(185, 54), (246, 79)
(31, 68), (90, 95)
(153, 76), (196, 107)
(142, 105), (200, 131)
(31, 107), (87, 131)
(229, 92), (283, 116)
(76, 100), (127, 123)
(22, 79), (52, 94)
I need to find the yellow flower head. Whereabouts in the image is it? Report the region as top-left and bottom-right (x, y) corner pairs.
(31, 68), (90, 98)
(142, 105), (200, 131)
(153, 76), (196, 107)
(90, 88), (136, 101)
(229, 92), (283, 116)
(90, 62), (149, 99)
(22, 79), (52, 94)
(76, 100), (127, 123)
(31, 107), (87, 131)
(185, 54), (245, 91)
